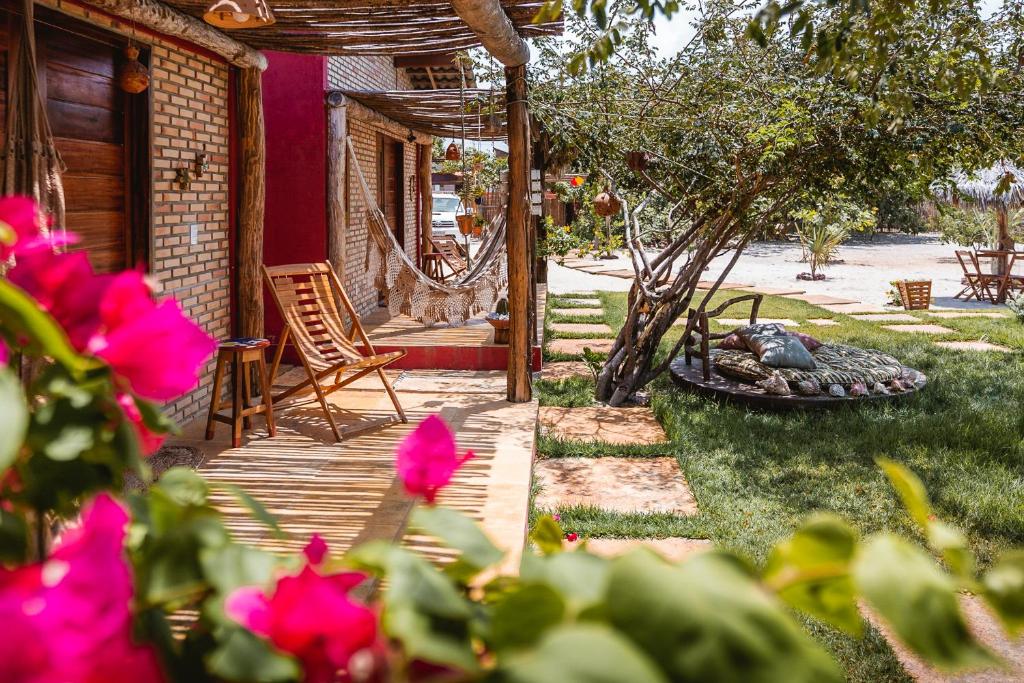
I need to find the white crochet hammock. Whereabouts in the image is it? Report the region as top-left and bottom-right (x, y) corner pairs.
(346, 136), (508, 326)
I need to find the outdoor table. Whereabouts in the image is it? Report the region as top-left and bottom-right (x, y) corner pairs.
(975, 250), (1020, 303)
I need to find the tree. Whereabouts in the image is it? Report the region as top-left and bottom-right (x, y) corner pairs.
(530, 1), (1023, 404)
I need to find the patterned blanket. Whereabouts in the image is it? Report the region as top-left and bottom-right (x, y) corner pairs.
(713, 344), (904, 387)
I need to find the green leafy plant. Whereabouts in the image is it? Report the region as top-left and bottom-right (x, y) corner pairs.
(1007, 293), (1024, 324)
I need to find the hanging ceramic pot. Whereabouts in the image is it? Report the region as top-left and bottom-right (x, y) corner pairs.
(445, 142), (461, 161)
(625, 151), (649, 173)
(456, 214), (474, 236)
(118, 45), (149, 94)
(593, 190), (622, 217)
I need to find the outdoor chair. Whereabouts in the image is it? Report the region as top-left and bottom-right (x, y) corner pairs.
(262, 262), (407, 441)
(426, 234), (468, 282)
(955, 250), (1000, 303)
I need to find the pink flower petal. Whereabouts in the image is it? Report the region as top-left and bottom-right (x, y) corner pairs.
(395, 415), (471, 504)
(303, 535), (328, 565)
(225, 586), (272, 636)
(116, 393), (166, 456)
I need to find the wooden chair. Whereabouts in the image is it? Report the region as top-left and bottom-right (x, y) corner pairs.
(426, 234), (468, 282)
(683, 293), (764, 381)
(262, 262), (407, 441)
(955, 250), (1000, 303)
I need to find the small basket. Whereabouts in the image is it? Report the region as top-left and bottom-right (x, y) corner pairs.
(896, 280), (932, 310)
(486, 317), (510, 344)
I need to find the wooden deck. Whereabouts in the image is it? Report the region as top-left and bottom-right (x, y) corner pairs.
(356, 285), (545, 371)
(169, 368), (537, 576)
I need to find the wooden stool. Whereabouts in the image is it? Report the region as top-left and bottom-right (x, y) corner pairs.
(205, 338), (275, 448)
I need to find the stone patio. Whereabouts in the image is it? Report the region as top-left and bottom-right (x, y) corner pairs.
(585, 538), (711, 562)
(169, 368), (538, 575)
(539, 406), (669, 445)
(883, 324), (955, 335)
(539, 361), (594, 381)
(534, 457), (696, 514)
(549, 322), (614, 335)
(547, 338), (616, 355)
(935, 341), (1013, 353)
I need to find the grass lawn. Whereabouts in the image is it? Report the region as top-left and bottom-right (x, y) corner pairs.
(536, 288), (1024, 682)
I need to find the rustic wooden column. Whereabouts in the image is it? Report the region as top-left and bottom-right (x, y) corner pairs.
(418, 142), (433, 265)
(505, 64), (532, 402)
(327, 97), (348, 280)
(237, 67), (266, 338)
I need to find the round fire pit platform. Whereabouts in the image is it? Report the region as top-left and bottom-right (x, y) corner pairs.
(669, 356), (924, 410)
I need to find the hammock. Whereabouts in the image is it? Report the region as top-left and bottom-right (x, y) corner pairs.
(346, 135), (508, 326)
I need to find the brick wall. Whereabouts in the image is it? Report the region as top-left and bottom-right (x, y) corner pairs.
(40, 1), (231, 427)
(328, 56), (420, 315)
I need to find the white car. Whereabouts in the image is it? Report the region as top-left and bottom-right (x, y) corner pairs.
(431, 193), (467, 238)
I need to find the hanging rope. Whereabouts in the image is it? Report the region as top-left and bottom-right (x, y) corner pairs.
(346, 136), (508, 326)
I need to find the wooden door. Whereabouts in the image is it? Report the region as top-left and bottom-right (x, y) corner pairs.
(377, 134), (404, 249)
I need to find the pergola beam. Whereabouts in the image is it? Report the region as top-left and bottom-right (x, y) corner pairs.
(449, 0), (530, 67)
(80, 0), (267, 70)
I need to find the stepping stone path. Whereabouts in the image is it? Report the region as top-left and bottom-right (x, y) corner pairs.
(548, 338), (616, 355)
(539, 361), (594, 381)
(935, 341), (1012, 353)
(557, 298), (602, 307)
(850, 313), (920, 322)
(821, 302), (890, 314)
(926, 310), (1008, 319)
(714, 318), (800, 328)
(696, 281), (750, 290)
(534, 457), (696, 514)
(791, 294), (860, 305)
(584, 538), (711, 562)
(603, 269), (636, 279)
(550, 323), (614, 335)
(739, 286), (807, 296)
(539, 406), (668, 445)
(865, 594), (1024, 682)
(883, 324), (955, 335)
(552, 308), (604, 318)
(806, 318), (839, 326)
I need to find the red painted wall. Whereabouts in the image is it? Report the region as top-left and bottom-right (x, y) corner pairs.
(261, 51), (329, 342)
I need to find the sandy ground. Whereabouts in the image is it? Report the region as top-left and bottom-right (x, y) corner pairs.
(549, 233), (1006, 310)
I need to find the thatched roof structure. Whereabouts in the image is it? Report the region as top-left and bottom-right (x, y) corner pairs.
(337, 89), (505, 139)
(939, 161), (1024, 207)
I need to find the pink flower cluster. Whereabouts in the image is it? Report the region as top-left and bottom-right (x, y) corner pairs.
(2, 197), (215, 454)
(226, 536), (377, 683)
(0, 494), (164, 683)
(395, 415), (474, 504)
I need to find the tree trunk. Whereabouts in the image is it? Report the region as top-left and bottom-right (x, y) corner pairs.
(237, 67), (266, 339)
(505, 64), (532, 402)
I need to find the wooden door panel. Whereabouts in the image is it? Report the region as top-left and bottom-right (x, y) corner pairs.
(68, 210), (126, 269)
(55, 138), (124, 176)
(47, 99), (122, 143)
(62, 174), (125, 213)
(39, 27), (117, 78)
(47, 62), (120, 111)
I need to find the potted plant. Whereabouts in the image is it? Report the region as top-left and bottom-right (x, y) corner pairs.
(486, 297), (510, 344)
(456, 208), (475, 236)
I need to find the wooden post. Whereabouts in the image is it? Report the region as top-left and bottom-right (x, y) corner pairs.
(327, 100), (348, 280)
(418, 142), (433, 266)
(505, 64), (532, 402)
(237, 67), (266, 339)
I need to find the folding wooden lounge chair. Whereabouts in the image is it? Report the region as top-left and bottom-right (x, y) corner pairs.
(955, 250), (999, 302)
(426, 234), (468, 282)
(262, 262), (407, 441)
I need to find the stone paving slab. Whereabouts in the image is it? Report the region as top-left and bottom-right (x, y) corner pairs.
(550, 308), (604, 317)
(539, 406), (668, 445)
(806, 318), (840, 326)
(539, 361), (594, 381)
(714, 317), (800, 328)
(821, 302), (890, 314)
(548, 338), (616, 355)
(935, 341), (1013, 353)
(550, 323), (614, 335)
(534, 457), (694, 514)
(883, 324), (955, 335)
(850, 313), (921, 322)
(789, 294), (860, 305)
(555, 298), (602, 307)
(584, 538), (712, 562)
(864, 594), (1024, 682)
(696, 280), (751, 290)
(738, 286), (807, 296)
(926, 311), (1009, 319)
(603, 269), (636, 279)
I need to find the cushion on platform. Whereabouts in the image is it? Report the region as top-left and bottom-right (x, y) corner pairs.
(712, 344), (904, 388)
(787, 331), (823, 352)
(757, 335), (817, 370)
(717, 332), (748, 350)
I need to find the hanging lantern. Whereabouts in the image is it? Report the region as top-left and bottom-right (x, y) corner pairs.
(445, 142), (461, 161)
(204, 0), (276, 29)
(118, 45), (149, 94)
(625, 151), (649, 174)
(593, 190), (622, 217)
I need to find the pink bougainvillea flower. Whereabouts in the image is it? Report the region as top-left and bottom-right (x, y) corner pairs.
(0, 196), (60, 261)
(0, 338), (7, 366)
(395, 415), (474, 504)
(565, 533), (579, 543)
(304, 534), (328, 565)
(226, 537), (376, 683)
(90, 296), (216, 402)
(116, 393), (166, 456)
(0, 494), (165, 683)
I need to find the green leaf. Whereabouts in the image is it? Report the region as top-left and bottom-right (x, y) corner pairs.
(927, 520), (974, 581)
(157, 467), (209, 507)
(386, 604), (480, 673)
(207, 627), (301, 682)
(0, 508), (28, 563)
(982, 550), (1024, 636)
(500, 624), (668, 683)
(488, 583), (566, 651)
(763, 514), (862, 635)
(877, 457), (931, 529)
(605, 549), (842, 682)
(411, 505), (504, 578)
(213, 482), (287, 540)
(519, 550), (609, 615)
(0, 368), (28, 472)
(200, 543), (278, 596)
(0, 279), (89, 372)
(854, 533), (997, 671)
(530, 515), (564, 556)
